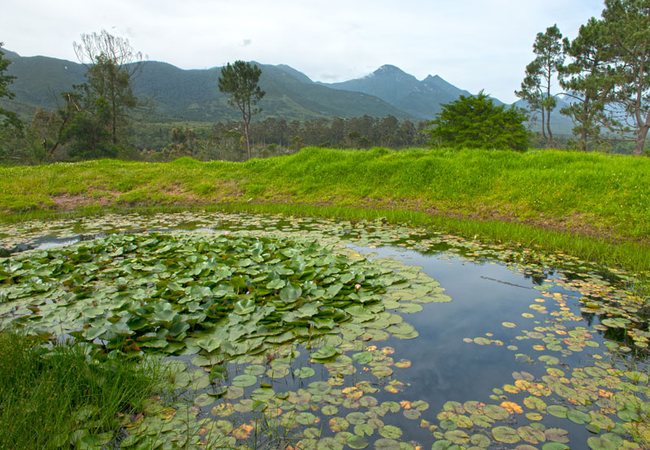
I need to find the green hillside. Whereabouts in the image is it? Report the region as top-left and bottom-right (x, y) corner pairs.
(2, 51), (414, 122)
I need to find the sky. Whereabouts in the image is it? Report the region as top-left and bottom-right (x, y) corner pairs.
(4, 0), (605, 104)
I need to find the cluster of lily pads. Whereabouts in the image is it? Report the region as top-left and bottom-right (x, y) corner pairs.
(0, 227), (450, 448)
(0, 211), (648, 450)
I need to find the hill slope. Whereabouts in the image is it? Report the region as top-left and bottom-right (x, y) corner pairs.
(2, 51), (414, 122)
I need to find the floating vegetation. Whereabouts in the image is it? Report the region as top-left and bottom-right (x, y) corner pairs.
(0, 211), (648, 449)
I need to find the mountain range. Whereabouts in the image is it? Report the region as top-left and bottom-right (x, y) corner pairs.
(1, 49), (573, 133)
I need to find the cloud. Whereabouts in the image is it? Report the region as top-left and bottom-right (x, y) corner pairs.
(241, 39), (252, 47)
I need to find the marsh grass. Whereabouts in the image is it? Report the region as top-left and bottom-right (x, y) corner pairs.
(0, 331), (165, 450)
(218, 202), (650, 274)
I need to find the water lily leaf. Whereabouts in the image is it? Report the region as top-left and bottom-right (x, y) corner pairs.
(344, 412), (366, 425)
(233, 298), (256, 315)
(403, 409), (421, 420)
(308, 381), (332, 394)
(232, 374), (257, 387)
(541, 444), (570, 450)
(223, 386), (244, 399)
(374, 438), (400, 450)
(444, 430), (470, 445)
(244, 364), (266, 376)
(196, 337), (221, 353)
(312, 346), (341, 361)
(296, 412), (317, 425)
(329, 417), (349, 432)
(280, 285), (302, 303)
(517, 426), (546, 444)
(483, 404), (509, 420)
(324, 283), (343, 299)
(470, 434), (490, 447)
(492, 426), (520, 444)
(350, 395), (373, 409)
(378, 425), (402, 439)
(83, 326), (105, 340)
(266, 278), (285, 290)
(353, 351), (373, 365)
(431, 441), (453, 450)
(544, 428), (569, 443)
(587, 434), (622, 450)
(169, 320), (190, 336)
(294, 367), (315, 378)
(322, 405), (339, 416)
(346, 435), (369, 449)
(567, 409), (591, 425)
(193, 394), (216, 407)
(211, 403), (234, 417)
(546, 405), (568, 418)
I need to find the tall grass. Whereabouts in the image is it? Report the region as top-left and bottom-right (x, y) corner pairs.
(0, 331), (165, 450)
(1, 147), (649, 271)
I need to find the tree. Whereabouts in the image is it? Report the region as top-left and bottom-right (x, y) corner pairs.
(218, 61), (265, 160)
(0, 42), (21, 131)
(559, 18), (618, 151)
(600, 0), (650, 155)
(74, 30), (143, 146)
(427, 91), (529, 151)
(516, 25), (564, 147)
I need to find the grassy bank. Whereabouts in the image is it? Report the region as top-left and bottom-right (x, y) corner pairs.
(1, 147), (649, 273)
(0, 331), (165, 449)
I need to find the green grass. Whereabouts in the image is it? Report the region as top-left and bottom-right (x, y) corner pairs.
(0, 331), (165, 450)
(1, 147), (650, 273)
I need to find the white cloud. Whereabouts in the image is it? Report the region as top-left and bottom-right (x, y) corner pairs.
(3, 0), (605, 103)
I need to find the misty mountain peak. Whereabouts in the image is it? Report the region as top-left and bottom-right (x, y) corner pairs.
(370, 64), (412, 80)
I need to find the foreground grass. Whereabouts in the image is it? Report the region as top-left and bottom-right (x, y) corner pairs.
(0, 331), (164, 450)
(1, 147), (649, 273)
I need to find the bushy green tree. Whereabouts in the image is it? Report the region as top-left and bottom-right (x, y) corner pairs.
(218, 61), (265, 160)
(60, 93), (117, 160)
(427, 92), (529, 151)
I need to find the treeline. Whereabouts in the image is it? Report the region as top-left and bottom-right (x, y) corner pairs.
(138, 116), (429, 162)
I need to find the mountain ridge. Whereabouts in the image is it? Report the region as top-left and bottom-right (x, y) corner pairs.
(1, 49), (574, 133)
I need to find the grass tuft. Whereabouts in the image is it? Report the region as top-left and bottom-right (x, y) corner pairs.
(0, 330), (165, 450)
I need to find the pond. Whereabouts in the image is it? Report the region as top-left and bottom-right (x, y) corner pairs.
(0, 211), (648, 450)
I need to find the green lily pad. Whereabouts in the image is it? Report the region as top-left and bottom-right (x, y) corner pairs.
(378, 425), (402, 439)
(444, 430), (470, 445)
(346, 435), (369, 449)
(312, 346), (341, 361)
(492, 426), (520, 444)
(322, 405), (339, 416)
(374, 438), (401, 450)
(294, 367), (316, 378)
(232, 374), (257, 387)
(193, 394), (216, 407)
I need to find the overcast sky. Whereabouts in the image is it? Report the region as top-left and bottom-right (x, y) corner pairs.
(4, 0), (604, 104)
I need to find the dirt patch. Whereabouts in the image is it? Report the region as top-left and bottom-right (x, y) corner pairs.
(51, 194), (113, 210)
